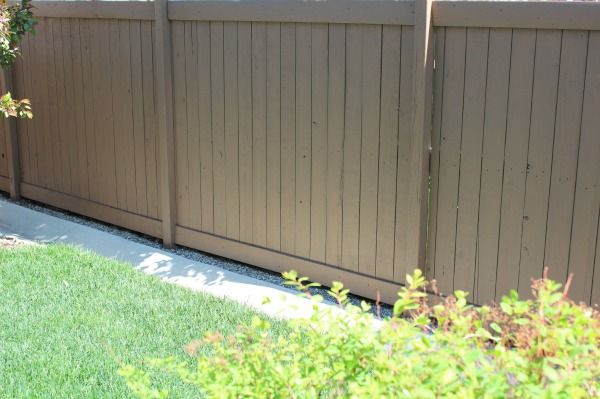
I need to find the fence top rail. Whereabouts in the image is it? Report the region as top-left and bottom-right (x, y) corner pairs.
(433, 1), (600, 31)
(29, 0), (600, 29)
(31, 1), (155, 20)
(168, 0), (415, 25)
(30, 0), (415, 25)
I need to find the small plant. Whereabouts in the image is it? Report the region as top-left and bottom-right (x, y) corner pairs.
(119, 269), (600, 398)
(0, 0), (35, 118)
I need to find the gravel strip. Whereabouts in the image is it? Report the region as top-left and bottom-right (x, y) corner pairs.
(0, 235), (36, 249)
(1, 192), (393, 318)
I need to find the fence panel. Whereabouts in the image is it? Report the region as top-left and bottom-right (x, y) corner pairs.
(14, 15), (162, 237)
(171, 17), (416, 294)
(428, 23), (600, 305)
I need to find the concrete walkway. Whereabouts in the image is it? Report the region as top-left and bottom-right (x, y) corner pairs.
(0, 198), (337, 320)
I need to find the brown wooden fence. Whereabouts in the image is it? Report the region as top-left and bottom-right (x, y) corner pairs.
(1, 0), (599, 305)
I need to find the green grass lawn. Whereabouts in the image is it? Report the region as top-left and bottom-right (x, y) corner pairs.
(0, 244), (288, 398)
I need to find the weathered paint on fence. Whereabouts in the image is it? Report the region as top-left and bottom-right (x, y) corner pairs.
(2, 0), (599, 305)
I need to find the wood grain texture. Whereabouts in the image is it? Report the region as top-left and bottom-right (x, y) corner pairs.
(309, 23), (328, 263)
(212, 21), (228, 237)
(280, 22), (296, 254)
(433, 27), (466, 295)
(567, 31), (600, 304)
(427, 27), (445, 282)
(294, 23), (312, 258)
(495, 29), (536, 299)
(358, 24), (382, 276)
(394, 25), (414, 284)
(238, 21), (253, 243)
(251, 22), (268, 246)
(266, 22), (281, 251)
(517, 30), (561, 298)
(325, 23), (345, 268)
(182, 20), (200, 230)
(453, 27), (488, 301)
(341, 24), (362, 272)
(474, 28), (511, 304)
(544, 31), (588, 284)
(376, 25), (401, 281)
(224, 21), (240, 240)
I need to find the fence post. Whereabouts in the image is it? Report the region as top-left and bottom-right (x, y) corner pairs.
(406, 0), (434, 276)
(1, 67), (20, 199)
(154, 0), (176, 247)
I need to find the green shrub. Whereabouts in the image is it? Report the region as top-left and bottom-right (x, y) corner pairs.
(119, 269), (600, 398)
(0, 0), (35, 119)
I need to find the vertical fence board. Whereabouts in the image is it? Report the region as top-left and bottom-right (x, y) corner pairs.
(325, 23), (345, 267)
(394, 25), (413, 283)
(376, 25), (401, 281)
(130, 20), (149, 216)
(49, 19), (66, 194)
(141, 20), (159, 219)
(280, 22), (296, 254)
(33, 19), (50, 188)
(341, 24), (362, 272)
(358, 24), (382, 276)
(495, 29), (536, 299)
(198, 21), (214, 233)
(518, 30), (561, 297)
(544, 30), (588, 283)
(58, 18), (78, 197)
(70, 19), (89, 199)
(433, 27), (466, 295)
(80, 20), (99, 202)
(0, 114), (6, 180)
(406, 0), (433, 278)
(184, 21), (201, 229)
(18, 35), (37, 184)
(13, 40), (27, 184)
(309, 23), (328, 262)
(212, 21), (228, 237)
(197, 21), (214, 232)
(173, 21), (190, 225)
(295, 23), (312, 258)
(251, 22), (267, 246)
(207, 22), (227, 236)
(92, 19), (118, 206)
(237, 21), (253, 242)
(266, 22), (281, 250)
(567, 31), (600, 304)
(119, 20), (138, 213)
(474, 28), (511, 304)
(57, 19), (72, 195)
(111, 20), (127, 210)
(0, 116), (6, 178)
(453, 27), (489, 300)
(36, 19), (53, 189)
(224, 21), (240, 240)
(427, 27), (445, 281)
